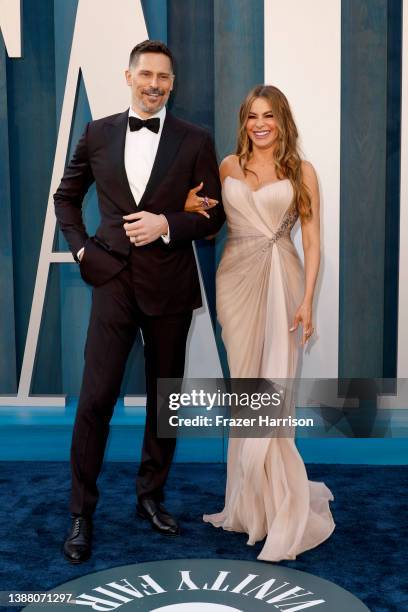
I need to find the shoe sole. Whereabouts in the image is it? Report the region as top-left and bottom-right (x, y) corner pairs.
(136, 508), (180, 537)
(63, 547), (91, 564)
(63, 553), (91, 564)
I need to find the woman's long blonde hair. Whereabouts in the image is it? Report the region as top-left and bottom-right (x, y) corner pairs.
(236, 85), (312, 219)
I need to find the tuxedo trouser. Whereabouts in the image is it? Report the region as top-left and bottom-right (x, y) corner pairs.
(70, 262), (192, 516)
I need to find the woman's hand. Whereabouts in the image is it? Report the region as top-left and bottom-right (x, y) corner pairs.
(290, 301), (315, 346)
(184, 182), (219, 218)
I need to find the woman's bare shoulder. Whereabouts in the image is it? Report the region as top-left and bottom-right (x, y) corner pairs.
(301, 159), (317, 178)
(220, 155), (240, 180)
(301, 160), (319, 186)
(301, 160), (320, 207)
(220, 154), (239, 170)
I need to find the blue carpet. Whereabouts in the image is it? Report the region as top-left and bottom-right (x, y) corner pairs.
(0, 462), (406, 611)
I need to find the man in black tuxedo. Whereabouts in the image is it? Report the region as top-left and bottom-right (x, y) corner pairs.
(54, 40), (224, 563)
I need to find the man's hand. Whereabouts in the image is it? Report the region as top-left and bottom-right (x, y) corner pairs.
(123, 211), (169, 247)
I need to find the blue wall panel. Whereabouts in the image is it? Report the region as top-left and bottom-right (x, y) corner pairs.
(0, 42), (17, 393)
(167, 0), (217, 322)
(383, 0), (402, 377)
(214, 0), (264, 375)
(339, 0), (402, 379)
(6, 0), (61, 393)
(340, 0), (388, 378)
(141, 0), (167, 42)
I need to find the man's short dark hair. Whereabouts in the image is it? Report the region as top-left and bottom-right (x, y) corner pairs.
(129, 40), (174, 72)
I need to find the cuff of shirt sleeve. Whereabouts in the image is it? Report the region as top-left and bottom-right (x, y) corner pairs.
(160, 214), (170, 244)
(76, 247), (85, 262)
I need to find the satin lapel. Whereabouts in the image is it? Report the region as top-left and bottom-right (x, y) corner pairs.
(138, 112), (187, 210)
(103, 110), (138, 209)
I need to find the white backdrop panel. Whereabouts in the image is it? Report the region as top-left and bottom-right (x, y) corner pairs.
(0, 0), (21, 57)
(264, 0), (341, 377)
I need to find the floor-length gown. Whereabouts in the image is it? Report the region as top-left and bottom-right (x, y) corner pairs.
(203, 176), (335, 562)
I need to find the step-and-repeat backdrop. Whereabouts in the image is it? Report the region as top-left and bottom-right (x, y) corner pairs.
(0, 0), (406, 408)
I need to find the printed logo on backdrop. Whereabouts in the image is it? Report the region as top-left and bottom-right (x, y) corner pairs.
(22, 559), (369, 611)
(0, 0), (221, 408)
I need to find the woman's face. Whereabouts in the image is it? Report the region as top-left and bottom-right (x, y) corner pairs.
(245, 97), (279, 150)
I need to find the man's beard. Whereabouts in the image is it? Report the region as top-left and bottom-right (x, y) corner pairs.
(139, 87), (166, 113)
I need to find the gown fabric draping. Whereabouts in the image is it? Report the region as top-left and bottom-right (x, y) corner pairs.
(203, 176), (335, 562)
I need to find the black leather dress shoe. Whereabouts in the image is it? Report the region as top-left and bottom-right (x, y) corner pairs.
(137, 498), (180, 536)
(63, 515), (92, 563)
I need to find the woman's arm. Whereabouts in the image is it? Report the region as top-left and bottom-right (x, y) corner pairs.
(290, 160), (321, 346)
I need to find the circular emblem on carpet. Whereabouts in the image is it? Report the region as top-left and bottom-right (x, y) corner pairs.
(23, 558), (369, 611)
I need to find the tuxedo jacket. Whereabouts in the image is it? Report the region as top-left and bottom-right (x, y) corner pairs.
(54, 110), (225, 316)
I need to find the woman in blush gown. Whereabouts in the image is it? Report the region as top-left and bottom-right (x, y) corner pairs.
(185, 85), (335, 562)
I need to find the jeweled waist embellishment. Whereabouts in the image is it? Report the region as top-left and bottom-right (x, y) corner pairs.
(259, 206), (299, 254)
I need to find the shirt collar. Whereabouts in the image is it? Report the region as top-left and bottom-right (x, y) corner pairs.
(128, 105), (166, 125)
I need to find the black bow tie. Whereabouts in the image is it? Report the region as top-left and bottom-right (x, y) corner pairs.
(129, 116), (160, 134)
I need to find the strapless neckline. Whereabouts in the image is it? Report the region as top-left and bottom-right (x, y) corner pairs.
(224, 175), (291, 193)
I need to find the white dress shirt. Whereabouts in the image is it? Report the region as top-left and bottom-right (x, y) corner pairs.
(125, 105), (169, 245)
(125, 105), (166, 205)
(77, 105), (169, 261)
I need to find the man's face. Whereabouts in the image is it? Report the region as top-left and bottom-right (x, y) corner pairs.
(126, 52), (174, 117)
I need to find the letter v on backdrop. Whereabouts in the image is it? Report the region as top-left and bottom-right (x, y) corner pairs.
(0, 0), (222, 407)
